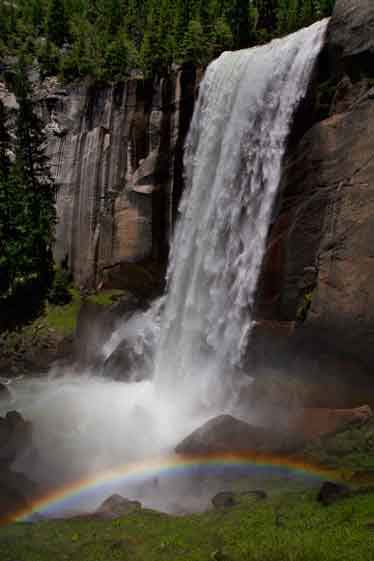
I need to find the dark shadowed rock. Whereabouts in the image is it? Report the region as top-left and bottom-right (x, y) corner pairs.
(96, 494), (142, 518)
(0, 468), (38, 520)
(74, 293), (141, 367)
(0, 411), (32, 466)
(317, 482), (351, 506)
(0, 383), (10, 400)
(328, 0), (374, 77)
(175, 415), (294, 455)
(103, 338), (149, 382)
(212, 491), (236, 509)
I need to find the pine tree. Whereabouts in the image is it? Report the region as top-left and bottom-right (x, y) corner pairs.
(0, 101), (12, 293)
(10, 58), (56, 295)
(47, 0), (69, 47)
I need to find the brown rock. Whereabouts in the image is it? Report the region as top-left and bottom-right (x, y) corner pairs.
(43, 66), (200, 290)
(328, 0), (374, 78)
(287, 405), (373, 440)
(96, 494), (142, 519)
(212, 492), (236, 509)
(175, 415), (295, 456)
(317, 481), (351, 506)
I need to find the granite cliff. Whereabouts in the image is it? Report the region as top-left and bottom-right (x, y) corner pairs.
(259, 0), (374, 381)
(40, 66), (200, 294)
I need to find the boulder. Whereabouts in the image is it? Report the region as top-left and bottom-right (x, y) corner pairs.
(317, 481), (351, 506)
(0, 411), (32, 467)
(175, 415), (294, 456)
(103, 338), (149, 382)
(74, 293), (141, 367)
(0, 468), (38, 521)
(212, 491), (236, 509)
(96, 494), (142, 519)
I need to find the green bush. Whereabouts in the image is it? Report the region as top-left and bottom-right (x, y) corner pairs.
(47, 267), (72, 306)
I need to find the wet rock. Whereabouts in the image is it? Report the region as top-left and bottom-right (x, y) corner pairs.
(317, 482), (351, 506)
(212, 492), (236, 509)
(74, 293), (142, 368)
(0, 383), (10, 400)
(0, 411), (32, 467)
(103, 338), (149, 382)
(96, 494), (142, 519)
(0, 467), (38, 520)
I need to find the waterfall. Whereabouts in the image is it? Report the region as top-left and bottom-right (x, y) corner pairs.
(153, 20), (328, 396)
(4, 21), (329, 513)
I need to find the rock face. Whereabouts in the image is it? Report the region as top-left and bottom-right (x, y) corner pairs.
(327, 0), (374, 77)
(41, 66), (200, 291)
(259, 0), (374, 377)
(288, 405), (373, 441)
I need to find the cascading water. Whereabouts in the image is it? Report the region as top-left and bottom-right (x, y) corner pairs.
(3, 20), (328, 515)
(153, 19), (328, 402)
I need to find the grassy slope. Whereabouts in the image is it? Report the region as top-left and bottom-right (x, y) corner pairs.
(45, 289), (127, 336)
(1, 490), (374, 561)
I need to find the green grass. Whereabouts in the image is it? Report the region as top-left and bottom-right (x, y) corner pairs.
(44, 289), (126, 336)
(1, 489), (374, 560)
(304, 419), (374, 473)
(44, 288), (82, 336)
(86, 289), (126, 308)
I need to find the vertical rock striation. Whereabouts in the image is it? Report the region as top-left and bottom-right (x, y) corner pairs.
(41, 67), (199, 292)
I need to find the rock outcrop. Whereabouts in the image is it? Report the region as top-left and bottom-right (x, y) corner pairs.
(260, 0), (374, 377)
(0, 411), (38, 521)
(41, 66), (200, 291)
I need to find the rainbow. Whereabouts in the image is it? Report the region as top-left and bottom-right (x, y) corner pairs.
(7, 453), (341, 524)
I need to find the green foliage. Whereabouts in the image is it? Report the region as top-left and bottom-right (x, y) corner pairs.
(1, 0), (335, 81)
(0, 61), (56, 325)
(47, 0), (70, 47)
(48, 267), (73, 305)
(3, 484), (374, 560)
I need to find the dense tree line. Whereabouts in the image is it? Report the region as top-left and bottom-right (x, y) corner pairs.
(0, 0), (335, 80)
(0, 61), (56, 324)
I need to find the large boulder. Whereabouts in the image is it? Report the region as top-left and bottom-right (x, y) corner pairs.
(175, 415), (295, 456)
(96, 494), (142, 519)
